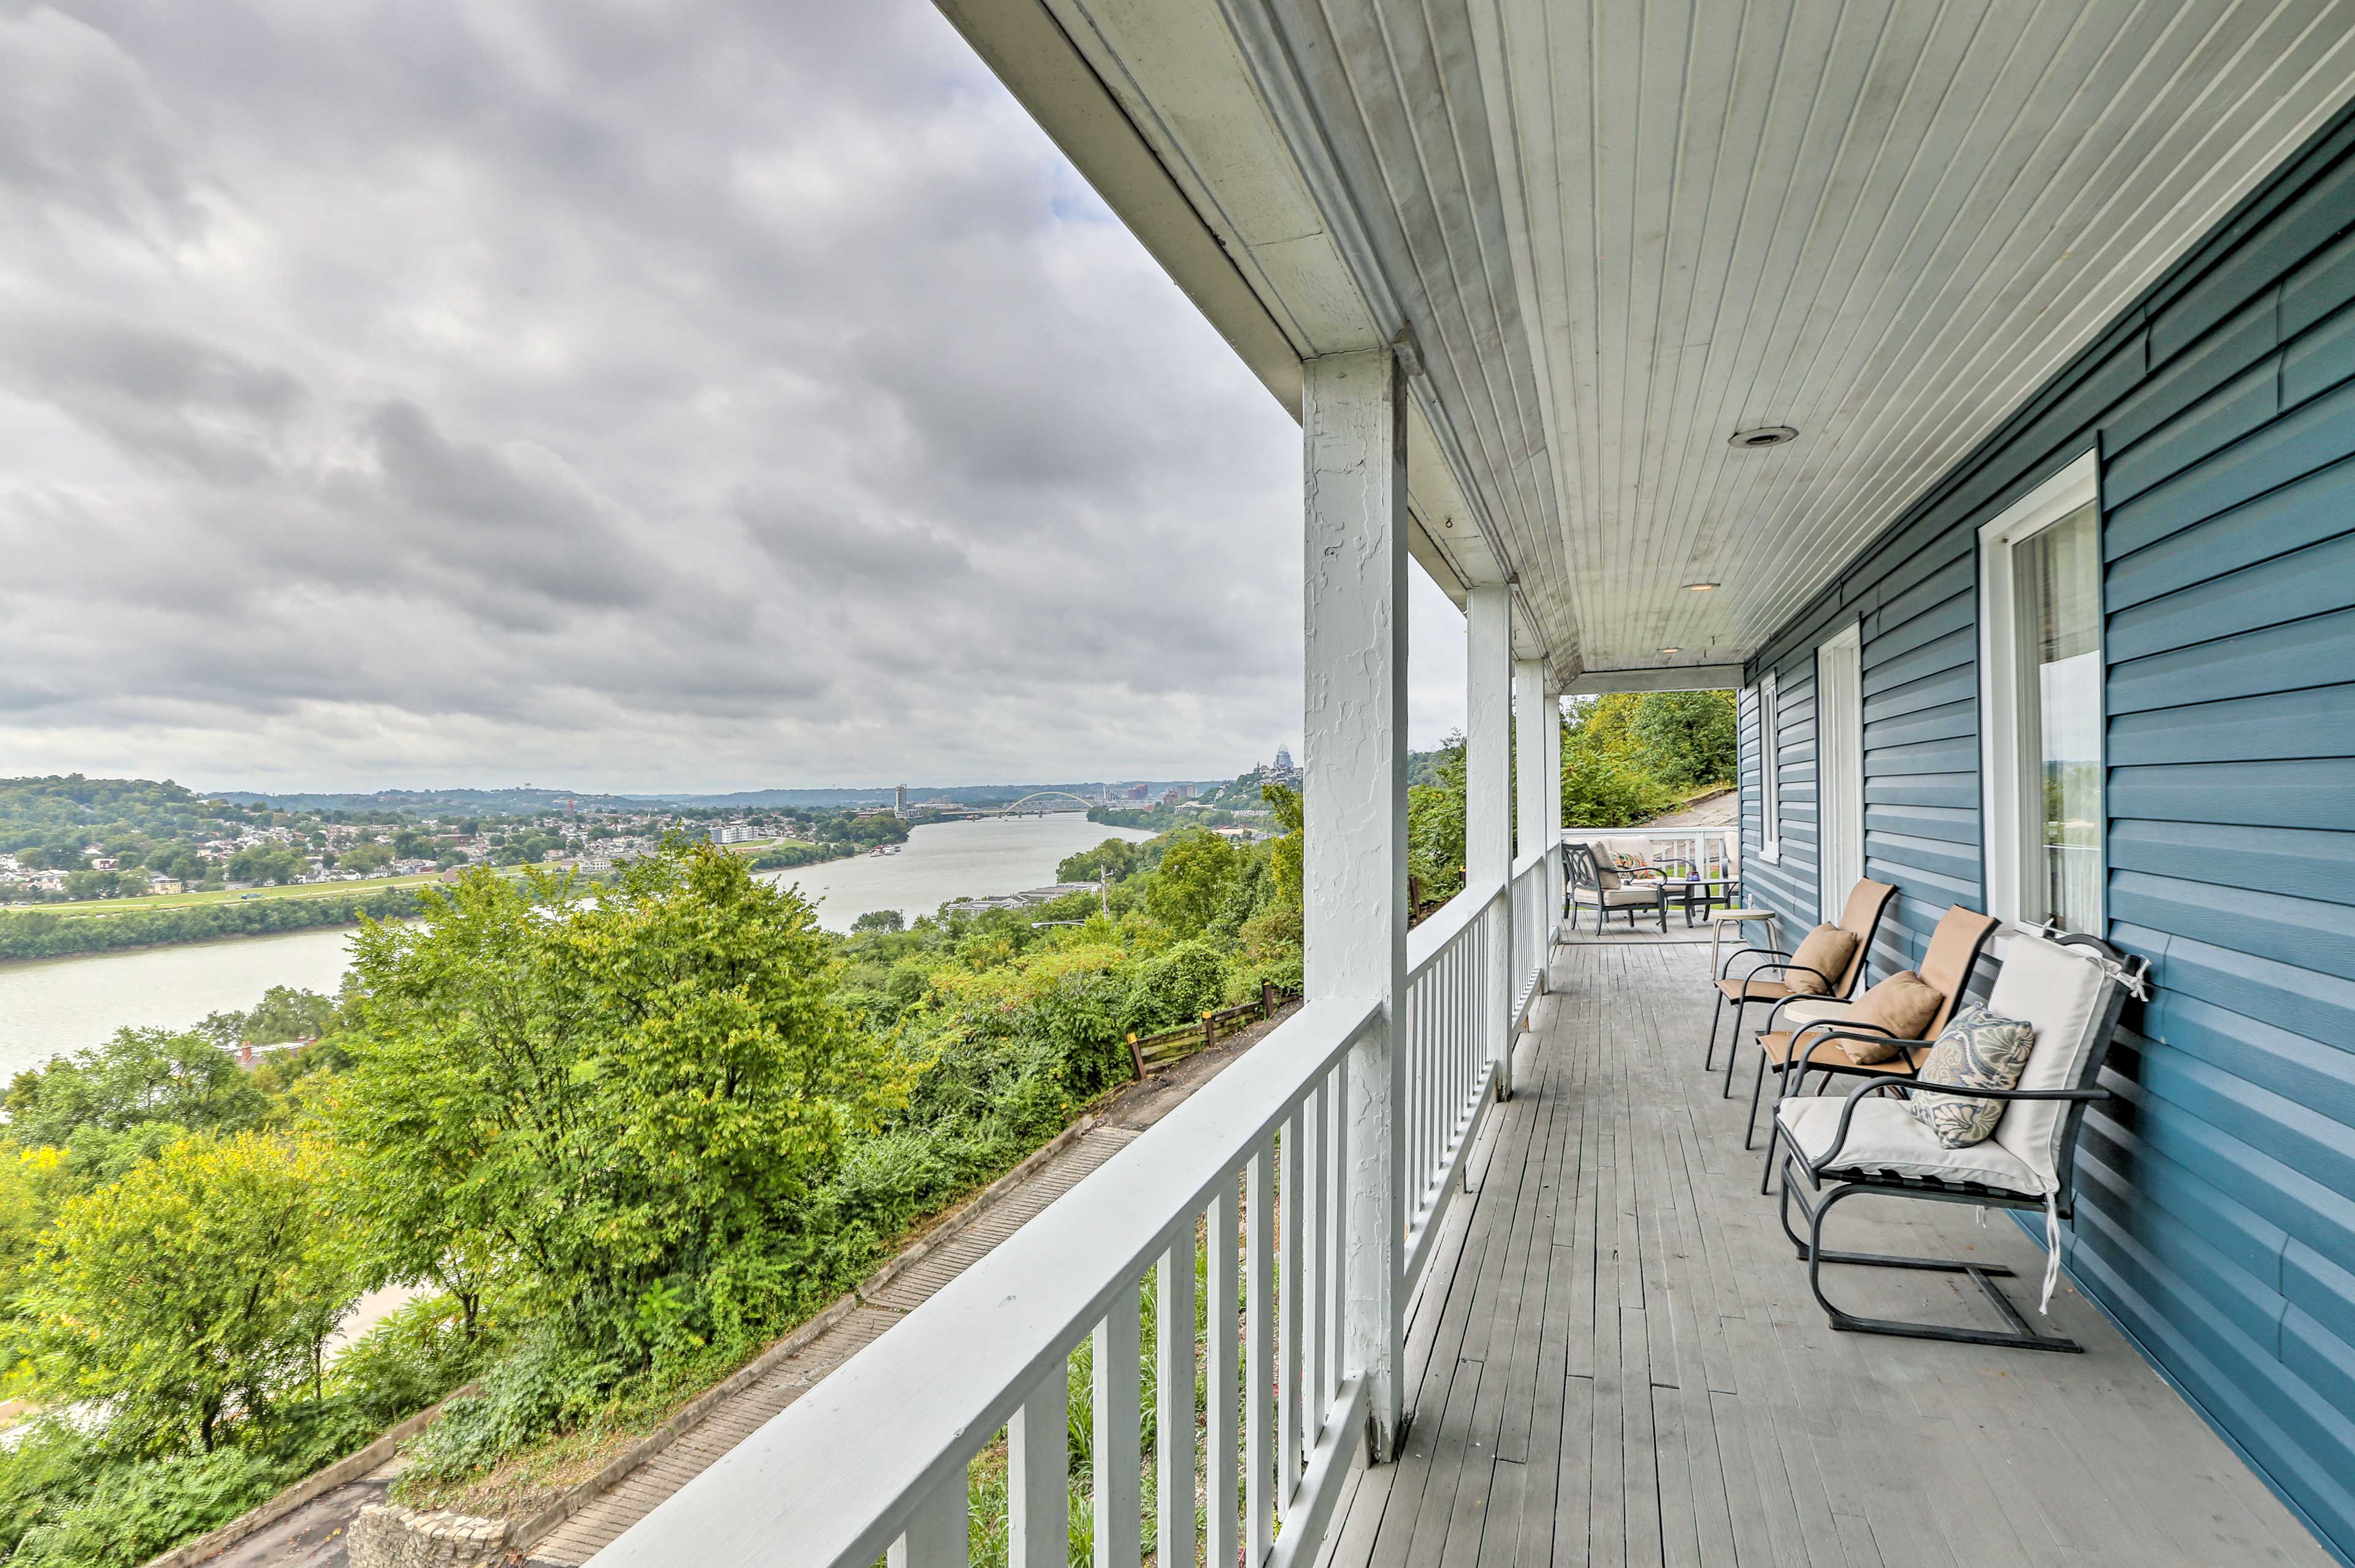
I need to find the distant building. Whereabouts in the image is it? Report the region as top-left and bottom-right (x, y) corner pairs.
(708, 825), (765, 844)
(1273, 744), (1295, 771)
(894, 784), (909, 818)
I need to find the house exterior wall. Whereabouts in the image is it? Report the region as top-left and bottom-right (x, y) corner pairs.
(1739, 105), (2355, 1560)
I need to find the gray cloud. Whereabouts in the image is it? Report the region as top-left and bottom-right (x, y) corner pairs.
(0, 0), (1463, 790)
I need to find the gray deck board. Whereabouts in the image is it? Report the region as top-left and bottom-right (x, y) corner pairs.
(1319, 938), (2338, 1568)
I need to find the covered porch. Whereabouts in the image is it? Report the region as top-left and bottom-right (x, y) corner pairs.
(1318, 940), (2332, 1568)
(579, 3), (2355, 1565)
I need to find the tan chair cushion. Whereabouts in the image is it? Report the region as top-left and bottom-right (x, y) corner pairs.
(1716, 976), (1791, 1003)
(1837, 971), (1945, 1062)
(1759, 1030), (1929, 1075)
(1783, 924), (1859, 996)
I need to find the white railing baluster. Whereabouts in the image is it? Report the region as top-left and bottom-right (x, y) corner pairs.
(890, 1475), (968, 1568)
(1157, 1229), (1197, 1568)
(1246, 1142), (1275, 1566)
(1208, 1176), (1239, 1568)
(1009, 1365), (1066, 1568)
(1280, 1107), (1304, 1493)
(1094, 1284), (1141, 1568)
(1328, 1055), (1347, 1393)
(1304, 1081), (1327, 1431)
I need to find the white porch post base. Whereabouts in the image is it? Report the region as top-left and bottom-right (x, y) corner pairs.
(1302, 346), (1408, 1464)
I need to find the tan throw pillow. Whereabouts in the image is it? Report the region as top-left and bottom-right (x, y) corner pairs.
(1783, 924), (1859, 996)
(1910, 1006), (2039, 1147)
(1837, 970), (1944, 1063)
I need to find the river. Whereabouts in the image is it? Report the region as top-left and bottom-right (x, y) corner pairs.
(0, 814), (1151, 1079)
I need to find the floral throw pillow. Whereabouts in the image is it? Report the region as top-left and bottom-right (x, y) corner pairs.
(1909, 1006), (2038, 1149)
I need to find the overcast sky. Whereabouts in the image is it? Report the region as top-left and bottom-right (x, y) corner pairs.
(0, 0), (1468, 793)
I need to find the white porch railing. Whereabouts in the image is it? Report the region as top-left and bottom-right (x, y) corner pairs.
(1509, 848), (1553, 1027)
(1400, 879), (1504, 1290)
(593, 879), (1556, 1568)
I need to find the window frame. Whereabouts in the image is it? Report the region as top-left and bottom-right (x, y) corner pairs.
(1815, 620), (1864, 922)
(1756, 670), (1782, 865)
(1977, 446), (2104, 936)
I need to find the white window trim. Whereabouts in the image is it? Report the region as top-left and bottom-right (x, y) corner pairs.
(1977, 446), (2104, 939)
(1817, 621), (1864, 922)
(1756, 670), (1782, 865)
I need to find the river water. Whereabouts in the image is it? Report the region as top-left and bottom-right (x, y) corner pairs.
(0, 814), (1150, 1080)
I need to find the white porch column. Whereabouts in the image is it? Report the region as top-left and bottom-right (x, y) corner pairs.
(1465, 584), (1512, 1099)
(1544, 675), (1564, 922)
(1302, 346), (1408, 1463)
(1514, 656), (1550, 992)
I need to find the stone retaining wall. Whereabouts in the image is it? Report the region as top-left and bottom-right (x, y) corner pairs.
(347, 1504), (510, 1568)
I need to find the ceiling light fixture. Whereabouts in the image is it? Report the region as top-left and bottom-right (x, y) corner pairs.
(1682, 581), (1720, 592)
(1660, 648), (1681, 656)
(1729, 425), (1798, 448)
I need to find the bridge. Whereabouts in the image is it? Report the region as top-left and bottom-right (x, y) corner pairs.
(924, 790), (1106, 819)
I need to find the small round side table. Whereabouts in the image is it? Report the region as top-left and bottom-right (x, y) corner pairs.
(1708, 907), (1783, 977)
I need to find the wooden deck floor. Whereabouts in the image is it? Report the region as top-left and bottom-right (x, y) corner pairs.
(1315, 939), (2332, 1568)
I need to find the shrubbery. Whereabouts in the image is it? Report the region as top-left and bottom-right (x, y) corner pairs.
(0, 815), (1315, 1562)
(0, 888), (426, 962)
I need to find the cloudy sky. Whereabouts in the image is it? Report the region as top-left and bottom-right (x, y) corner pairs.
(0, 0), (1467, 792)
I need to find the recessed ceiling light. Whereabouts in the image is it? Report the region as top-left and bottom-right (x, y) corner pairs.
(1729, 426), (1798, 448)
(1660, 648), (1681, 656)
(1682, 581), (1720, 592)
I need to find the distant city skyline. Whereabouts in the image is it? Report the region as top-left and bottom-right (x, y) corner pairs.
(0, 1), (1468, 793)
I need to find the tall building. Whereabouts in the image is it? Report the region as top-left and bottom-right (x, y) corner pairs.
(1273, 744), (1294, 771)
(894, 784), (909, 819)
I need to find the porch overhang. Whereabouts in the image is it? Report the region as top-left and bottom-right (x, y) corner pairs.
(935, 0), (2355, 690)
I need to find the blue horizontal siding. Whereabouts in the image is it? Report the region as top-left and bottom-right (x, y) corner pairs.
(1737, 102), (2355, 1563)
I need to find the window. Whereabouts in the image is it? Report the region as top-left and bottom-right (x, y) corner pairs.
(1756, 671), (1781, 864)
(1979, 449), (2104, 934)
(1817, 623), (1864, 919)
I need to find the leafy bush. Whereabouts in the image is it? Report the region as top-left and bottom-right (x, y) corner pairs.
(327, 849), (903, 1363)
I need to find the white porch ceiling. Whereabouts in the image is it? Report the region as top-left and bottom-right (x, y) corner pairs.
(939, 0), (2355, 679)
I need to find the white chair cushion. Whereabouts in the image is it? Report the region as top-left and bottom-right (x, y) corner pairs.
(1985, 936), (2110, 1188)
(1775, 1095), (2045, 1195)
(1574, 885), (1663, 907)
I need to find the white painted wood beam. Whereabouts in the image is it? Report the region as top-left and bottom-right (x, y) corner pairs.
(1466, 584), (1512, 1098)
(1566, 665), (1745, 695)
(1301, 345), (1407, 1462)
(1514, 656), (1550, 1003)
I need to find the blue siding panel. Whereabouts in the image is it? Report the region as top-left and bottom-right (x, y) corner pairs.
(1737, 109), (2355, 1563)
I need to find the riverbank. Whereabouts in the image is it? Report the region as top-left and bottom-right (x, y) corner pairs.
(0, 885), (429, 966)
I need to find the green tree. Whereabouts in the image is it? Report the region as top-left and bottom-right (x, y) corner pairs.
(325, 846), (900, 1356)
(21, 1132), (353, 1451)
(61, 870), (131, 900)
(1407, 734), (1467, 903)
(1143, 830), (1243, 937)
(851, 909), (906, 934)
(1262, 782), (1303, 909)
(1628, 690), (1737, 791)
(196, 987), (340, 1051)
(1561, 697), (1676, 828)
(4, 1028), (266, 1152)
(1055, 838), (1143, 886)
(336, 841), (394, 875)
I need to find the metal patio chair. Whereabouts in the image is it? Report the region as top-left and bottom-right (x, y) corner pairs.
(1745, 902), (2004, 1179)
(1765, 926), (2148, 1352)
(1563, 841), (1671, 933)
(1703, 878), (1896, 1085)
